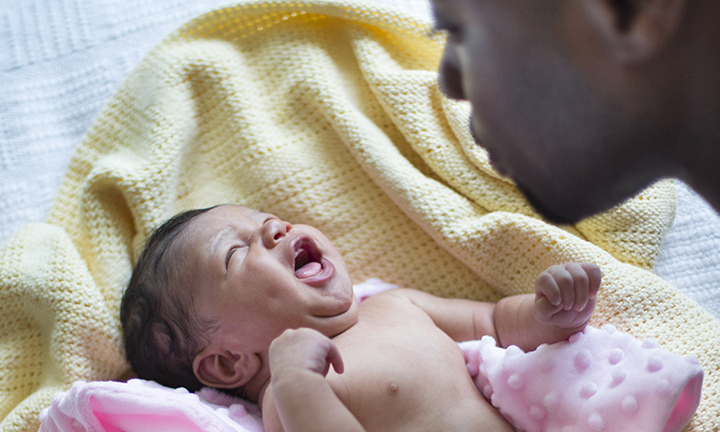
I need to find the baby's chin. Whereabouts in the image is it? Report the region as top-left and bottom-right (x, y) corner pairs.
(329, 300), (360, 337)
(327, 274), (356, 316)
(319, 286), (360, 337)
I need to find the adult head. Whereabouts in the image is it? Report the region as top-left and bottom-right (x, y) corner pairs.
(431, 0), (720, 223)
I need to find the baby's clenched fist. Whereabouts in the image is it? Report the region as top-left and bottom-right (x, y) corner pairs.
(533, 262), (601, 329)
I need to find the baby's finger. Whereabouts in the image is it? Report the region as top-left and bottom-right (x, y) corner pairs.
(326, 340), (344, 376)
(565, 263), (589, 312)
(535, 271), (562, 307)
(582, 263), (602, 298)
(550, 266), (575, 311)
(534, 295), (563, 323)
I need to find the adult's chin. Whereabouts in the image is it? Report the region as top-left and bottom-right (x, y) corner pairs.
(467, 112), (611, 223)
(516, 181), (618, 225)
(469, 113), (514, 178)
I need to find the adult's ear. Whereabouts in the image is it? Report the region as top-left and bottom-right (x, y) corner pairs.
(193, 345), (261, 389)
(581, 0), (687, 63)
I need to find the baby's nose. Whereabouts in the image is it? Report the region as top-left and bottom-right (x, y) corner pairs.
(261, 219), (292, 247)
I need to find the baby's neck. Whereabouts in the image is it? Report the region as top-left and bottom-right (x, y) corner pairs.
(256, 378), (271, 408)
(243, 361), (272, 405)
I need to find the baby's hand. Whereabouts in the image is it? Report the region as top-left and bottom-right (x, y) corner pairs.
(533, 262), (601, 329)
(269, 328), (344, 379)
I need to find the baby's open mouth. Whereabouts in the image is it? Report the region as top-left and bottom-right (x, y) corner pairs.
(294, 238), (324, 279)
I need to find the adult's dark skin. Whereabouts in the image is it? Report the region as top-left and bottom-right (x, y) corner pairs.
(431, 0), (720, 224)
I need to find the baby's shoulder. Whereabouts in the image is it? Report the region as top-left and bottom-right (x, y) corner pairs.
(358, 287), (417, 308)
(355, 277), (429, 299)
(354, 290), (437, 331)
(353, 278), (404, 302)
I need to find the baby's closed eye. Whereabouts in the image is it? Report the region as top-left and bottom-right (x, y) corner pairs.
(226, 245), (248, 271)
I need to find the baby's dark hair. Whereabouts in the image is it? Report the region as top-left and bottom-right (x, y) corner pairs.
(120, 206), (218, 391)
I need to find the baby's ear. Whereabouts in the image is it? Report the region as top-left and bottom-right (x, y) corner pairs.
(193, 345), (261, 389)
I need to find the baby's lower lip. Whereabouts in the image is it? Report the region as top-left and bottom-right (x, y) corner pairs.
(297, 258), (335, 285)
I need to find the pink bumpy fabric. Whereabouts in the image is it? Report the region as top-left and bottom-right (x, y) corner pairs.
(460, 325), (703, 432)
(39, 379), (263, 432)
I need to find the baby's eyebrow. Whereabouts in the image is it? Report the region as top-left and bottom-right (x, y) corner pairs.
(210, 226), (234, 269)
(252, 210), (277, 225)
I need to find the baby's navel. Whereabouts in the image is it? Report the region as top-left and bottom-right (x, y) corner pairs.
(387, 380), (399, 395)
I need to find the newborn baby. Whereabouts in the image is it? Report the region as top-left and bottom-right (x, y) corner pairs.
(120, 204), (605, 431)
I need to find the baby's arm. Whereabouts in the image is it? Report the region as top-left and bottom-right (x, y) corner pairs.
(393, 262), (601, 351)
(264, 328), (366, 432)
(495, 262), (601, 350)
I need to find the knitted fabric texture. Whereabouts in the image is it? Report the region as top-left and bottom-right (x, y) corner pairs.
(0, 1), (718, 431)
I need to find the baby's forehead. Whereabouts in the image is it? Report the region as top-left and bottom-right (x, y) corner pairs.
(169, 205), (267, 268)
(161, 221), (217, 298)
(199, 205), (268, 226)
(176, 205), (245, 235)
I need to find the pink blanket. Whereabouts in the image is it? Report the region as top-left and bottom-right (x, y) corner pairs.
(39, 379), (263, 432)
(461, 325), (703, 432)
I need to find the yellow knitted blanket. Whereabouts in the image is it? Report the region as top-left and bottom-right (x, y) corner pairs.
(1, 1), (718, 431)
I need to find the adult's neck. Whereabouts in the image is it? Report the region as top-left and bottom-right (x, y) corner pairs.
(673, 2), (720, 214)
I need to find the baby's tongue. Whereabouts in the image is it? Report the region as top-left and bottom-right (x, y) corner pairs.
(295, 261), (322, 279)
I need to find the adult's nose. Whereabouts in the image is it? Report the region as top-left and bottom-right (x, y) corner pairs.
(261, 219), (293, 248)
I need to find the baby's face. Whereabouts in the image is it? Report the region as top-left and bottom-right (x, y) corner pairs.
(176, 205), (358, 353)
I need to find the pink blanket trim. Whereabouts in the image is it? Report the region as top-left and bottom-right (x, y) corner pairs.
(39, 379), (263, 432)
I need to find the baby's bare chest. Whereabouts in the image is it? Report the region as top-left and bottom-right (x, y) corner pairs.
(328, 297), (513, 431)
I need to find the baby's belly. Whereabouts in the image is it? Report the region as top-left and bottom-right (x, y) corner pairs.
(330, 317), (514, 431)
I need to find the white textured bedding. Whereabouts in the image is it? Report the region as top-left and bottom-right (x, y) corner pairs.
(1, 0), (718, 318)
